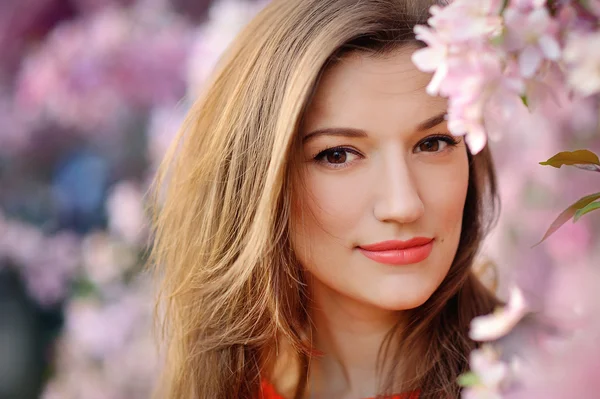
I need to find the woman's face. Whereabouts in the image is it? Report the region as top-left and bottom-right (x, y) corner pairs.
(291, 46), (469, 312)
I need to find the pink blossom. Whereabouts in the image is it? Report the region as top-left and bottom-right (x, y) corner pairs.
(106, 181), (148, 246)
(81, 231), (137, 287)
(510, 0), (547, 11)
(412, 25), (449, 96)
(503, 7), (561, 78)
(186, 0), (265, 96)
(43, 278), (158, 399)
(563, 31), (600, 96)
(0, 218), (44, 266)
(0, 217), (81, 307)
(42, 368), (123, 399)
(64, 295), (145, 360)
(13, 5), (191, 135)
(503, 275), (600, 398)
(442, 49), (524, 154)
(470, 286), (528, 342)
(427, 0), (503, 44)
(146, 105), (187, 171)
(21, 232), (81, 307)
(462, 345), (508, 399)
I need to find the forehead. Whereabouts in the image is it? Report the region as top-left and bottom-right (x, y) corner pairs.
(302, 47), (447, 134)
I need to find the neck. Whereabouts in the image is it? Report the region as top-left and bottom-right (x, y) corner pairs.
(307, 277), (403, 398)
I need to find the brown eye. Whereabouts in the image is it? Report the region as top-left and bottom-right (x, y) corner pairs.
(414, 135), (458, 154)
(314, 147), (360, 169)
(418, 139), (441, 152)
(326, 149), (347, 164)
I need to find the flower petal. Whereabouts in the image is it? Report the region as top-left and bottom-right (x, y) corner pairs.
(412, 47), (444, 72)
(528, 7), (551, 33)
(425, 62), (448, 95)
(470, 286), (528, 341)
(519, 45), (542, 78)
(465, 124), (488, 155)
(538, 35), (561, 60)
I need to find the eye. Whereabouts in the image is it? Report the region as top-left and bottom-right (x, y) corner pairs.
(414, 134), (459, 153)
(314, 147), (361, 168)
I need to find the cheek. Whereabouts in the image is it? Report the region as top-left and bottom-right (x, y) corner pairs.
(416, 153), (469, 236)
(290, 168), (371, 277)
(292, 169), (368, 239)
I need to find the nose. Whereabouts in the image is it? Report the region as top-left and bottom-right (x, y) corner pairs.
(372, 153), (425, 224)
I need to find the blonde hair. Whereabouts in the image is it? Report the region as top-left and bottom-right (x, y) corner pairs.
(148, 0), (500, 398)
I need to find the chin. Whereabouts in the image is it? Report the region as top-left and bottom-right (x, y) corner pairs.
(363, 265), (450, 312)
(372, 289), (436, 311)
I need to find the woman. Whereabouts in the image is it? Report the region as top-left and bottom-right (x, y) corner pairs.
(148, 0), (501, 398)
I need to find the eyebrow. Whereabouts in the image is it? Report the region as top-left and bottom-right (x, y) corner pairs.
(416, 112), (447, 131)
(302, 127), (367, 143)
(302, 112), (448, 143)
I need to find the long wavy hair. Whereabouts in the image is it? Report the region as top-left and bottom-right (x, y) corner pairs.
(148, 0), (501, 398)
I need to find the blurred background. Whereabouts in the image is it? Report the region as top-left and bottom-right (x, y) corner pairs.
(0, 0), (598, 398)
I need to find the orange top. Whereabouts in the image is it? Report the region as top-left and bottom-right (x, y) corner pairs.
(259, 380), (420, 399)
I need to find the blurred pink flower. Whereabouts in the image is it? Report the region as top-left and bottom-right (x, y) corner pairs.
(412, 25), (449, 96)
(510, 0), (547, 10)
(0, 216), (80, 306)
(563, 31), (600, 96)
(444, 49), (523, 154)
(44, 277), (157, 399)
(470, 286), (528, 342)
(146, 105), (187, 171)
(14, 5), (191, 136)
(64, 295), (145, 360)
(503, 7), (561, 78)
(102, 325), (161, 394)
(427, 0), (503, 43)
(0, 218), (44, 266)
(505, 282), (600, 398)
(81, 231), (137, 287)
(21, 231), (81, 307)
(0, 96), (29, 155)
(413, 0), (531, 155)
(106, 181), (148, 246)
(186, 0), (267, 96)
(42, 368), (122, 399)
(462, 345), (508, 399)
(71, 0), (133, 14)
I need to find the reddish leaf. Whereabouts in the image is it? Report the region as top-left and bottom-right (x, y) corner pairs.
(533, 192), (600, 247)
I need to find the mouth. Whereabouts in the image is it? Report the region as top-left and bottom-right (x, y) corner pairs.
(357, 237), (434, 266)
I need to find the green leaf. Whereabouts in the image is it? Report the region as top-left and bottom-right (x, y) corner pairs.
(71, 278), (98, 298)
(457, 371), (480, 387)
(534, 192), (600, 246)
(539, 150), (600, 172)
(520, 95), (529, 107)
(574, 200), (600, 222)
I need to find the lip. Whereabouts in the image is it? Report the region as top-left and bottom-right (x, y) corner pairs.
(358, 237), (434, 266)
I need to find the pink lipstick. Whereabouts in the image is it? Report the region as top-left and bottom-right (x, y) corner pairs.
(358, 237), (434, 266)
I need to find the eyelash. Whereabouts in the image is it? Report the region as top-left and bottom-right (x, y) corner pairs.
(313, 134), (460, 169)
(415, 134), (460, 153)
